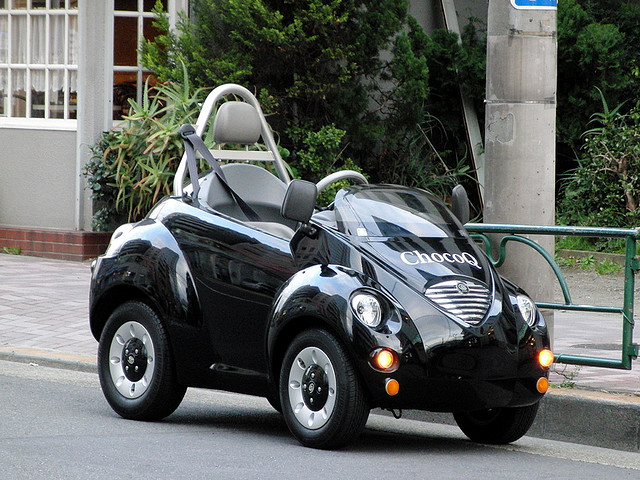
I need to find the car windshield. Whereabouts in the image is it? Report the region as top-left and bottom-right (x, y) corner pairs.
(334, 185), (465, 238)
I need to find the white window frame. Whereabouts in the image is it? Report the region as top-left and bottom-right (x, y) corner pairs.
(0, 0), (187, 131)
(0, 0), (78, 130)
(110, 0), (187, 125)
(113, 0), (156, 112)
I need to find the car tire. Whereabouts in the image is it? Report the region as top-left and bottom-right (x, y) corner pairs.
(98, 301), (186, 421)
(279, 329), (369, 449)
(453, 402), (540, 444)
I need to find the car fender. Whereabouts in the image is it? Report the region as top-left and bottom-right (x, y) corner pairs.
(89, 219), (201, 342)
(266, 263), (411, 389)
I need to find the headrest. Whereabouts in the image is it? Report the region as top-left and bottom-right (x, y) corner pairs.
(213, 101), (262, 145)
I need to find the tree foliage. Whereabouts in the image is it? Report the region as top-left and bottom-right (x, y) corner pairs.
(141, 0), (478, 198)
(557, 0), (640, 156)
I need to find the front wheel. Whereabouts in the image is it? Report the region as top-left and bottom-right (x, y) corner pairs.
(279, 329), (369, 449)
(453, 403), (540, 444)
(98, 301), (186, 421)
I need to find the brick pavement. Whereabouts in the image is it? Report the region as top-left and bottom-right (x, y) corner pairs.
(551, 310), (640, 394)
(0, 252), (639, 395)
(0, 254), (95, 358)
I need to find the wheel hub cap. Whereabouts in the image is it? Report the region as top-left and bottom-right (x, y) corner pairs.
(108, 321), (155, 399)
(301, 364), (329, 411)
(287, 346), (337, 430)
(122, 337), (147, 382)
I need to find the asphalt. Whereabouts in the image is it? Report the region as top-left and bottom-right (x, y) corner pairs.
(1, 253), (639, 452)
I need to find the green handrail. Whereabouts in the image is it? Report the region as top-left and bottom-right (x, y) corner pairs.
(466, 223), (640, 370)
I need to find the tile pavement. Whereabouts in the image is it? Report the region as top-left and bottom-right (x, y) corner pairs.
(0, 254), (95, 358)
(551, 310), (640, 394)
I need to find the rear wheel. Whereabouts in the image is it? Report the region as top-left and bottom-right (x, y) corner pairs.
(453, 403), (539, 444)
(279, 329), (369, 449)
(98, 301), (186, 421)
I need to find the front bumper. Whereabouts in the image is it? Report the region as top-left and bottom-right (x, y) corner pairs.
(355, 315), (550, 412)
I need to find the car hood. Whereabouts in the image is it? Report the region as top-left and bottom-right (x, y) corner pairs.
(357, 236), (503, 328)
(359, 236), (495, 293)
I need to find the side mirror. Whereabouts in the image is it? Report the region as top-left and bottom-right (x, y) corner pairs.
(451, 185), (470, 224)
(281, 179), (318, 225)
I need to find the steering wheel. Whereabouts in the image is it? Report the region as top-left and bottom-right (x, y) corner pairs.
(316, 170), (368, 194)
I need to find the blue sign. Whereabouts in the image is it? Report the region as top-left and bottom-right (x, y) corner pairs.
(511, 0), (557, 9)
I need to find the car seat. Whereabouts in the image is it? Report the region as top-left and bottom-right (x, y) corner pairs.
(196, 101), (297, 238)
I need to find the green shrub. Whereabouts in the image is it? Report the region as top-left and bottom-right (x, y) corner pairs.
(557, 0), (640, 156)
(559, 90), (640, 248)
(84, 130), (127, 231)
(84, 75), (209, 231)
(289, 124), (364, 205)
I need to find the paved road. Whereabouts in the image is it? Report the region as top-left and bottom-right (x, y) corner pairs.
(2, 360), (639, 480)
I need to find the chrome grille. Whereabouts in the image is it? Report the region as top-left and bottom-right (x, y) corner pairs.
(424, 279), (491, 325)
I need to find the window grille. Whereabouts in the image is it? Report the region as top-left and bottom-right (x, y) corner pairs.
(0, 0), (78, 120)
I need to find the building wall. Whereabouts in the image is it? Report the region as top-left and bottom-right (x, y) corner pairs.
(456, 0), (488, 27)
(0, 128), (77, 230)
(411, 1), (488, 33)
(410, 0), (445, 31)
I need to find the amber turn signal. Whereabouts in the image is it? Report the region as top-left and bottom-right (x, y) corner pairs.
(385, 378), (400, 396)
(536, 377), (549, 394)
(370, 348), (399, 373)
(538, 349), (554, 368)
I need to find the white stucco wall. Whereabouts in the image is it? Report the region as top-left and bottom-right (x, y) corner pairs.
(0, 128), (77, 229)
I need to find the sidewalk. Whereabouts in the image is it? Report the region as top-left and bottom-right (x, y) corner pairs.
(1, 252), (639, 451)
(0, 254), (95, 363)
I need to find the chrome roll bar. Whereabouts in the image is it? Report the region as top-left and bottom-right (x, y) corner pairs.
(173, 84), (290, 197)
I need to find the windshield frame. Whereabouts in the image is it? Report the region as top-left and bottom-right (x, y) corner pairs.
(333, 185), (467, 239)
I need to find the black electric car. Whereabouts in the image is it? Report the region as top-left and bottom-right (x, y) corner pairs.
(89, 84), (552, 449)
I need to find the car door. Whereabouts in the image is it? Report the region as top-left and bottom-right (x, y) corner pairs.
(166, 207), (297, 388)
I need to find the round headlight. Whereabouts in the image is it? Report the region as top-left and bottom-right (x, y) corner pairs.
(351, 293), (383, 328)
(516, 294), (537, 327)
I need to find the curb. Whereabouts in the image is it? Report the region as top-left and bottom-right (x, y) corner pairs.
(534, 388), (640, 452)
(376, 388), (640, 452)
(0, 346), (96, 374)
(557, 248), (626, 267)
(2, 346), (638, 452)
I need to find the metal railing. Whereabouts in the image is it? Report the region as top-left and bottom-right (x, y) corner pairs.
(466, 223), (640, 370)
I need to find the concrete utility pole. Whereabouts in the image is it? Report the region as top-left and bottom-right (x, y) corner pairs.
(484, 1), (557, 327)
